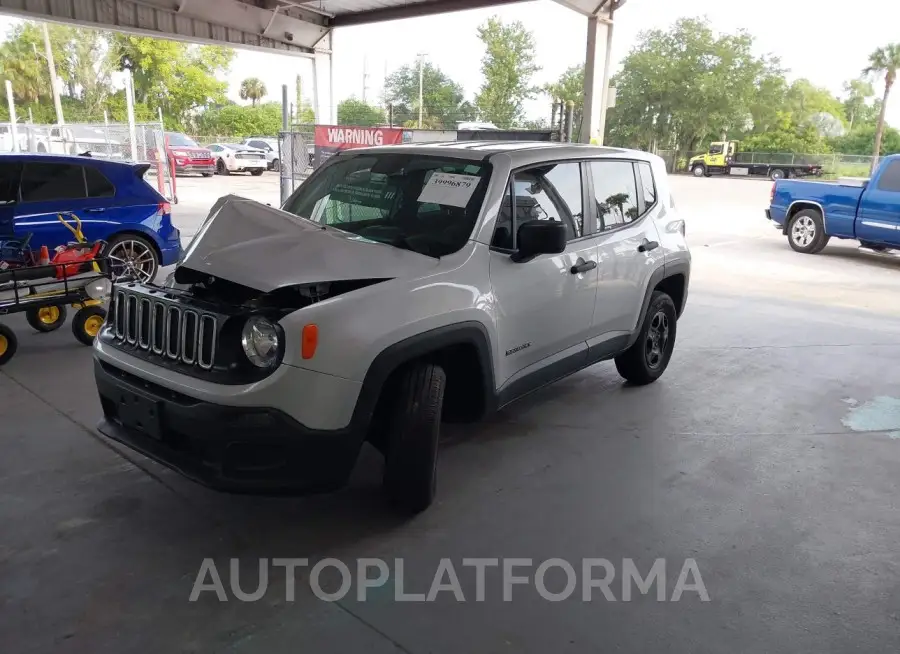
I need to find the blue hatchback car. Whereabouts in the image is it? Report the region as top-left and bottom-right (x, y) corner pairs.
(0, 153), (181, 281)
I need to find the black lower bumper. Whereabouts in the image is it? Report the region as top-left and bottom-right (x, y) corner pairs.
(175, 163), (215, 175)
(94, 359), (364, 494)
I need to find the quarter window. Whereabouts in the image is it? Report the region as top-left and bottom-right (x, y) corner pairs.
(492, 162), (584, 250)
(0, 162), (21, 204)
(85, 167), (115, 198)
(588, 161), (639, 232)
(20, 163), (86, 202)
(876, 160), (900, 192)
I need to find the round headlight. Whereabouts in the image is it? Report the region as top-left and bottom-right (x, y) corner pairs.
(86, 277), (112, 300)
(241, 316), (280, 368)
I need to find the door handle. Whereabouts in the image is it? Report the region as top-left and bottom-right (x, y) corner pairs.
(570, 259), (598, 274)
(638, 239), (659, 253)
(84, 207), (105, 213)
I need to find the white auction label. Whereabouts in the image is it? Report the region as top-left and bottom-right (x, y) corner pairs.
(417, 172), (480, 207)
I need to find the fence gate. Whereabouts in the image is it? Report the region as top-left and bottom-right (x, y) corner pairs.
(0, 121), (175, 202)
(278, 124), (314, 205)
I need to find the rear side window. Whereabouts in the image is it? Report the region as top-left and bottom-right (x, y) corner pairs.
(85, 167), (115, 198)
(637, 162), (656, 207)
(20, 163), (86, 202)
(876, 160), (900, 192)
(588, 161), (639, 232)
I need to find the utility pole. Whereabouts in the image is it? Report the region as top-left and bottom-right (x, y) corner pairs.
(362, 56), (368, 104)
(417, 53), (426, 129)
(42, 23), (64, 125)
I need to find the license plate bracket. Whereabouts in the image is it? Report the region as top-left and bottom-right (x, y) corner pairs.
(117, 390), (163, 440)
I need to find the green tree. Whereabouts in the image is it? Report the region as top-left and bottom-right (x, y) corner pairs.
(829, 124), (900, 155)
(196, 102), (283, 137)
(239, 77), (266, 106)
(605, 18), (773, 151)
(474, 17), (540, 128)
(337, 98), (384, 126)
(843, 78), (875, 132)
(741, 113), (832, 154)
(107, 34), (234, 131)
(863, 43), (900, 170)
(383, 61), (473, 128)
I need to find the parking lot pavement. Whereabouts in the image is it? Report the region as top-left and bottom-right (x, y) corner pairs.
(3, 176), (900, 653)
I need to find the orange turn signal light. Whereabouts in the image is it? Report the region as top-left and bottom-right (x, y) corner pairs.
(301, 324), (318, 359)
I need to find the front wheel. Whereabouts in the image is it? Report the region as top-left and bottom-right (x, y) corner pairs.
(26, 305), (68, 332)
(216, 159), (229, 175)
(72, 306), (107, 346)
(250, 169), (264, 176)
(382, 363), (446, 514)
(201, 173), (213, 178)
(0, 323), (17, 366)
(615, 291), (677, 385)
(691, 165), (705, 177)
(787, 209), (829, 254)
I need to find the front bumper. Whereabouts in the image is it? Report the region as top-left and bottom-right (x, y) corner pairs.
(94, 359), (364, 494)
(174, 163), (215, 175)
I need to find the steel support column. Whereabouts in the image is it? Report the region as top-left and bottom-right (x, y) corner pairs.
(580, 5), (614, 144)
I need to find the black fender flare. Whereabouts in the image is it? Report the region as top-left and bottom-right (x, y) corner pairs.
(628, 261), (691, 348)
(350, 322), (497, 435)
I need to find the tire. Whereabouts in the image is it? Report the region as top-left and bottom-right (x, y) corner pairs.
(272, 159), (280, 172)
(770, 168), (786, 180)
(26, 305), (68, 333)
(71, 306), (107, 346)
(382, 363), (446, 514)
(615, 291), (678, 386)
(787, 209), (829, 254)
(691, 165), (705, 177)
(216, 159), (229, 175)
(104, 234), (159, 283)
(0, 323), (17, 366)
(250, 169), (264, 176)
(201, 173), (213, 177)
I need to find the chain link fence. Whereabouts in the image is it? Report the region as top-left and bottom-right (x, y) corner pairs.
(0, 121), (175, 200)
(657, 149), (878, 178)
(278, 124), (315, 205)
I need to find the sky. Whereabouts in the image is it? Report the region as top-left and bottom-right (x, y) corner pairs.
(225, 0), (900, 128)
(1, 0), (899, 128)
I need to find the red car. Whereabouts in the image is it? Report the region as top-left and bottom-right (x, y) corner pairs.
(159, 132), (215, 177)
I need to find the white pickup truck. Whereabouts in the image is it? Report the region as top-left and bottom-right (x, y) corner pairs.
(0, 123), (123, 158)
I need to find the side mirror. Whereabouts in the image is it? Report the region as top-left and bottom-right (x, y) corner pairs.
(511, 220), (567, 262)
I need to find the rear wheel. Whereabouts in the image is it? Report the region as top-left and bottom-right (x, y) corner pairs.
(216, 159), (229, 175)
(0, 323), (18, 366)
(382, 363), (446, 514)
(201, 172), (213, 177)
(72, 306), (107, 346)
(770, 168), (786, 180)
(105, 234), (159, 283)
(26, 305), (68, 333)
(615, 291), (677, 385)
(787, 209), (829, 254)
(271, 159), (280, 172)
(250, 169), (264, 176)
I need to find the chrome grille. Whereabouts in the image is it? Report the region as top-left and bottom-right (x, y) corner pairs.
(113, 289), (217, 369)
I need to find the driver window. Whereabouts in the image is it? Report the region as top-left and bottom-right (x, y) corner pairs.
(491, 163), (583, 250)
(709, 143), (724, 155)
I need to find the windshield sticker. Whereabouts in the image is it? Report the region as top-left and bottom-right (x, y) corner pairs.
(417, 172), (480, 207)
(330, 183), (396, 208)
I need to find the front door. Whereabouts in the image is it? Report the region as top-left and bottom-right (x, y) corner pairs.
(0, 161), (21, 247)
(13, 161), (96, 250)
(586, 159), (666, 342)
(857, 158), (900, 246)
(489, 161), (598, 387)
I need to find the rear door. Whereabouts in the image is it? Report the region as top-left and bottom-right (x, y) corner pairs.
(14, 162), (98, 249)
(856, 159), (900, 245)
(586, 159), (665, 344)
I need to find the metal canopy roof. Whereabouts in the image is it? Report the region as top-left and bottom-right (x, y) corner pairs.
(0, 0), (621, 56)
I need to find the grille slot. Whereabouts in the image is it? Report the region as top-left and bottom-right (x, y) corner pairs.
(112, 289), (218, 370)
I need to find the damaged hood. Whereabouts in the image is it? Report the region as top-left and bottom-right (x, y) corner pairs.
(178, 195), (439, 292)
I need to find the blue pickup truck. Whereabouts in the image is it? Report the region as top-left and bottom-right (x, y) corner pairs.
(766, 154), (900, 254)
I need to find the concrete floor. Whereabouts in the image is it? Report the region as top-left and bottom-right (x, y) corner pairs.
(2, 175), (900, 653)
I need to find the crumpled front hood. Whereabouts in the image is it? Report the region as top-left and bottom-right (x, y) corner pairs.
(178, 195), (438, 292)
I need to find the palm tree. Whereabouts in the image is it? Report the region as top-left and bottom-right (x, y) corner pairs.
(863, 44), (900, 173)
(239, 77), (266, 106)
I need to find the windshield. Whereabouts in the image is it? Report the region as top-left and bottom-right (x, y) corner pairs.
(168, 133), (199, 147)
(282, 153), (491, 258)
